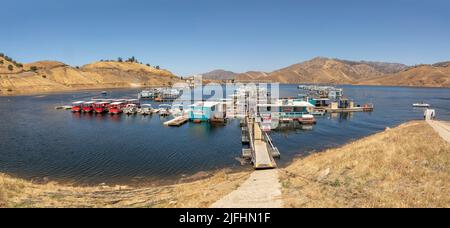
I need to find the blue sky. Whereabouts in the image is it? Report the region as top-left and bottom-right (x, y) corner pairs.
(1, 0), (449, 75)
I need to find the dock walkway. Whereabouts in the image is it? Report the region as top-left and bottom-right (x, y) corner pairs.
(242, 117), (278, 169)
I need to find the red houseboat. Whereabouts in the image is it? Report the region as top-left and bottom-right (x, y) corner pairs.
(71, 101), (84, 112)
(93, 101), (110, 113)
(82, 101), (95, 113)
(108, 102), (125, 114)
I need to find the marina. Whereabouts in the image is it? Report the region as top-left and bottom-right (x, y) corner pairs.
(1, 85), (449, 185)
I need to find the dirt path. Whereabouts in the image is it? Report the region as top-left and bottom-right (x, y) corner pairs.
(210, 169), (283, 208)
(427, 120), (450, 143)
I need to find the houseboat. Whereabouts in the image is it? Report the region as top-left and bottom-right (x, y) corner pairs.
(93, 101), (110, 114)
(257, 99), (316, 128)
(328, 99), (374, 113)
(82, 101), (95, 113)
(138, 90), (156, 99)
(188, 101), (225, 122)
(155, 88), (181, 102)
(108, 102), (124, 114)
(71, 101), (84, 112)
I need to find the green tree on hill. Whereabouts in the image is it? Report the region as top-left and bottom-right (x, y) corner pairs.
(155, 65), (160, 70)
(118, 57), (123, 62)
(0, 60), (4, 65)
(8, 65), (14, 71)
(30, 66), (38, 72)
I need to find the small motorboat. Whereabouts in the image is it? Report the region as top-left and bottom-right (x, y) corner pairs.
(139, 104), (153, 115)
(298, 114), (317, 125)
(311, 109), (326, 116)
(123, 104), (138, 115)
(413, 102), (430, 108)
(159, 104), (171, 117)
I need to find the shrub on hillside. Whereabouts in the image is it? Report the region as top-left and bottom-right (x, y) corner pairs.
(30, 66), (38, 72)
(8, 65), (14, 71)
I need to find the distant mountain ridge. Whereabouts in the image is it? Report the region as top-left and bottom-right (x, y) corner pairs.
(202, 57), (449, 87)
(201, 69), (238, 80)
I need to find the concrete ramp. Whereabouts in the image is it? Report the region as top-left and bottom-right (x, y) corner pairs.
(210, 170), (283, 208)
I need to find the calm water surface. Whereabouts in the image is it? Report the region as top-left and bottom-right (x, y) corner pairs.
(0, 85), (449, 185)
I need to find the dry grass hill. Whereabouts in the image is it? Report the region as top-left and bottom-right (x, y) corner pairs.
(359, 62), (450, 87)
(0, 55), (180, 95)
(205, 57), (449, 87)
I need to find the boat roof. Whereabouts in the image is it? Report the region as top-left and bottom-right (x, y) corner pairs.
(258, 101), (314, 108)
(72, 101), (84, 104)
(96, 101), (110, 104)
(141, 104), (152, 107)
(110, 102), (124, 105)
(84, 101), (96, 104)
(190, 101), (220, 108)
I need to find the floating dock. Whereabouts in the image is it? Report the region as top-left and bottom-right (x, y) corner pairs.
(164, 116), (189, 127)
(326, 106), (374, 113)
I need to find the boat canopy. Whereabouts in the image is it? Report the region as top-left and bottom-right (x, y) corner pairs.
(72, 101), (84, 105)
(258, 101), (314, 108)
(190, 101), (220, 108)
(110, 102), (124, 105)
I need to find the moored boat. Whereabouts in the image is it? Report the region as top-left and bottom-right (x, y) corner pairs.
(71, 101), (84, 112)
(123, 104), (138, 115)
(93, 101), (110, 113)
(82, 101), (95, 113)
(139, 104), (153, 115)
(159, 104), (171, 117)
(298, 114), (317, 125)
(108, 102), (124, 114)
(413, 102), (430, 108)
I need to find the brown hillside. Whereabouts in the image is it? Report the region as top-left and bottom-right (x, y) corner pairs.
(359, 64), (450, 87)
(0, 59), (179, 95)
(0, 56), (24, 74)
(236, 57), (449, 87)
(237, 57), (388, 84)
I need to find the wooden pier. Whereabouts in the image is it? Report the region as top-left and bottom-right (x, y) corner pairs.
(164, 116), (189, 127)
(242, 116), (279, 169)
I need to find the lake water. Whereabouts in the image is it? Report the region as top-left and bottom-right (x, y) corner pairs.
(0, 85), (449, 185)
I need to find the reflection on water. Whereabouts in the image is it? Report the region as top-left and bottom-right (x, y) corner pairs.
(0, 85), (449, 185)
